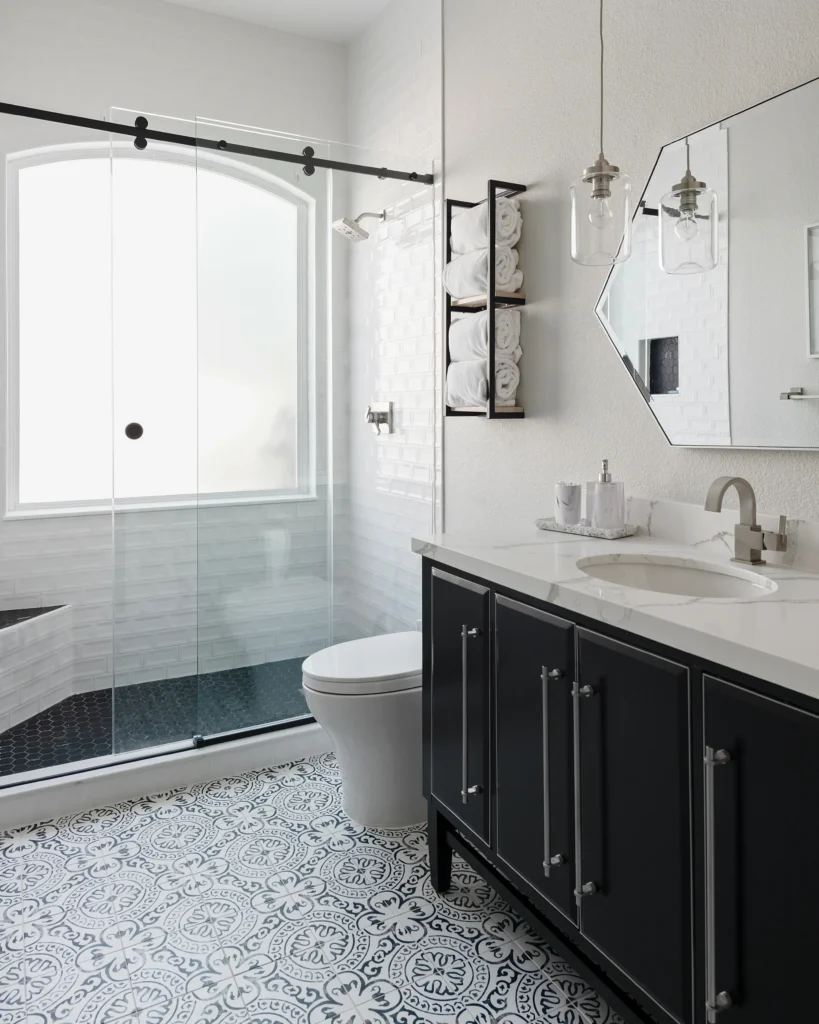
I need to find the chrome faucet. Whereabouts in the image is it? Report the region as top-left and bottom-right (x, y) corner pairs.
(704, 476), (788, 565)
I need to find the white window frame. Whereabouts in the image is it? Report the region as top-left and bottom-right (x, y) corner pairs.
(5, 141), (316, 519)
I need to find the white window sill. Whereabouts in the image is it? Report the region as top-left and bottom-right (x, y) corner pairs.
(4, 491), (318, 521)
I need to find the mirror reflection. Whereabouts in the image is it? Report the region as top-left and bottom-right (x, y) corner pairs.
(597, 76), (819, 448)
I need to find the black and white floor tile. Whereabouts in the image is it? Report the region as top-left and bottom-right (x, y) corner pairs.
(0, 753), (623, 1023)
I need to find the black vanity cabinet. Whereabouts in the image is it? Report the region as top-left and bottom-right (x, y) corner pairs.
(423, 558), (819, 1024)
(703, 675), (819, 1024)
(428, 567), (491, 844)
(576, 630), (693, 1024)
(494, 595), (575, 920)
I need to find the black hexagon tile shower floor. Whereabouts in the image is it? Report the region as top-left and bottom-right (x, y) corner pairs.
(0, 752), (624, 1024)
(0, 658), (309, 778)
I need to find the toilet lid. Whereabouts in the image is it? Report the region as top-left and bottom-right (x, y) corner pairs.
(302, 632), (422, 695)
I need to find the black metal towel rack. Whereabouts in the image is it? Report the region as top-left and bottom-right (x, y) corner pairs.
(445, 178), (526, 419)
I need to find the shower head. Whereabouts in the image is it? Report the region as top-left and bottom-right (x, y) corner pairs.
(332, 210), (386, 242)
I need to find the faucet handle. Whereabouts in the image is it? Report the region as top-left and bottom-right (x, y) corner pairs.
(762, 515), (788, 553)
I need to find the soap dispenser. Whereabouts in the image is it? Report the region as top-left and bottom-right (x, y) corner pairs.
(589, 459), (625, 530)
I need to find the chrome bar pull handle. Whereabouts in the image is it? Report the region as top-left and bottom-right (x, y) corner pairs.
(460, 625), (481, 804)
(541, 667), (563, 877)
(704, 746), (732, 1023)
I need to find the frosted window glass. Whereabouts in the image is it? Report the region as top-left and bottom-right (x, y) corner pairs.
(111, 158), (198, 500)
(196, 170), (299, 495)
(18, 159), (113, 504)
(16, 155), (303, 506)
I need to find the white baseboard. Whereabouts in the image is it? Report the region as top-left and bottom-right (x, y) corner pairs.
(0, 722), (332, 831)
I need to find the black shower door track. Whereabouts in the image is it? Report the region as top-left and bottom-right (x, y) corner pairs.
(0, 101), (435, 185)
(0, 715), (317, 791)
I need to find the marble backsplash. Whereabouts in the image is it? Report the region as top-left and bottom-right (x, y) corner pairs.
(627, 496), (819, 574)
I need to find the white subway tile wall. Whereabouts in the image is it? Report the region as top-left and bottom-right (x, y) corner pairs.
(337, 0), (442, 641)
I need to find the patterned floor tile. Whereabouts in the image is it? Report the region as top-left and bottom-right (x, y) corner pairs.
(3, 751), (620, 1024)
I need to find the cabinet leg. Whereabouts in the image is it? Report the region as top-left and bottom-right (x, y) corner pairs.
(428, 808), (452, 893)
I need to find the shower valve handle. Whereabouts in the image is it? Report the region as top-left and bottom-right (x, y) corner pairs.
(366, 403), (393, 435)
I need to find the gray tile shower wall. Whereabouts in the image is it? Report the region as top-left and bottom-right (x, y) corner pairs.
(0, 499), (330, 702)
(0, 606), (72, 733)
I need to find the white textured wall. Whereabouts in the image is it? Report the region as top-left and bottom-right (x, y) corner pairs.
(0, 0), (347, 137)
(443, 0), (819, 533)
(339, 0), (442, 638)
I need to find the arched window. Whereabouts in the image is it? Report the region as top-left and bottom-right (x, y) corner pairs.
(7, 143), (313, 512)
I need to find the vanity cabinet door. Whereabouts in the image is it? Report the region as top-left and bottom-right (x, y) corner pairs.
(495, 595), (575, 921)
(703, 675), (819, 1024)
(429, 567), (491, 844)
(577, 629), (692, 1024)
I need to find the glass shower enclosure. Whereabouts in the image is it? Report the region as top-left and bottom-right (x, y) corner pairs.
(0, 101), (435, 785)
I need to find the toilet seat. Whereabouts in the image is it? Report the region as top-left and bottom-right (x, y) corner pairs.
(302, 631), (421, 696)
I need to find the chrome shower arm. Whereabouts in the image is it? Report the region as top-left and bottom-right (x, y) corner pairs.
(354, 210), (386, 224)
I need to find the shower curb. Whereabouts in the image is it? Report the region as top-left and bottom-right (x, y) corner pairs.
(0, 722), (331, 831)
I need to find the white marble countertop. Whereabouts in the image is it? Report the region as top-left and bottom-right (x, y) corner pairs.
(412, 528), (819, 702)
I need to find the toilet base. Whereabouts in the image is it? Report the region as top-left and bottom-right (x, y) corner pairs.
(304, 684), (426, 828)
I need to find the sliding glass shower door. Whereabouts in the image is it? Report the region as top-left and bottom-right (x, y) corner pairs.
(109, 114), (332, 750)
(191, 118), (332, 740)
(111, 111), (200, 754)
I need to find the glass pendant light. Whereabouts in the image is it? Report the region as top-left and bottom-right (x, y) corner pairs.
(659, 138), (718, 274)
(571, 0), (632, 266)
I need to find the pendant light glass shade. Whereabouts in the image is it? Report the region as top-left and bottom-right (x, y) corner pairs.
(571, 158), (633, 266)
(659, 166), (718, 274)
(571, 0), (632, 266)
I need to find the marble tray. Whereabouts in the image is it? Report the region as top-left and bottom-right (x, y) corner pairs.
(535, 517), (637, 540)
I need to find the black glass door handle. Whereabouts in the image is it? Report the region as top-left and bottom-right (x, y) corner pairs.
(124, 423), (143, 440)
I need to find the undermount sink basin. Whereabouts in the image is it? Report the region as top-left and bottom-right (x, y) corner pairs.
(576, 554), (778, 599)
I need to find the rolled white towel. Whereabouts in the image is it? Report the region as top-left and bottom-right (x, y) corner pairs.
(443, 247), (523, 299)
(448, 309), (521, 362)
(446, 360), (487, 407)
(451, 197), (522, 254)
(495, 356), (521, 403)
(495, 309), (522, 356)
(446, 355), (521, 407)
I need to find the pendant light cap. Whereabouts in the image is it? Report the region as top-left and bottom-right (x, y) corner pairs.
(583, 154), (621, 199)
(672, 168), (707, 212)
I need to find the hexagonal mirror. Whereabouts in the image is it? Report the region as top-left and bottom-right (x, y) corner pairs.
(596, 74), (819, 449)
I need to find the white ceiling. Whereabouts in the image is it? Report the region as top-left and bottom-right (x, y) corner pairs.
(162, 0), (392, 43)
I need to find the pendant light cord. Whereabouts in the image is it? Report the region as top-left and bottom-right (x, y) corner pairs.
(598, 0), (605, 158)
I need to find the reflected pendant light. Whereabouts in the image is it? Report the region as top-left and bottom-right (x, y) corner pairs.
(659, 138), (718, 274)
(570, 0), (632, 266)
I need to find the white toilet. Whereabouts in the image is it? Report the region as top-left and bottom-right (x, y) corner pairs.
(302, 631), (425, 828)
